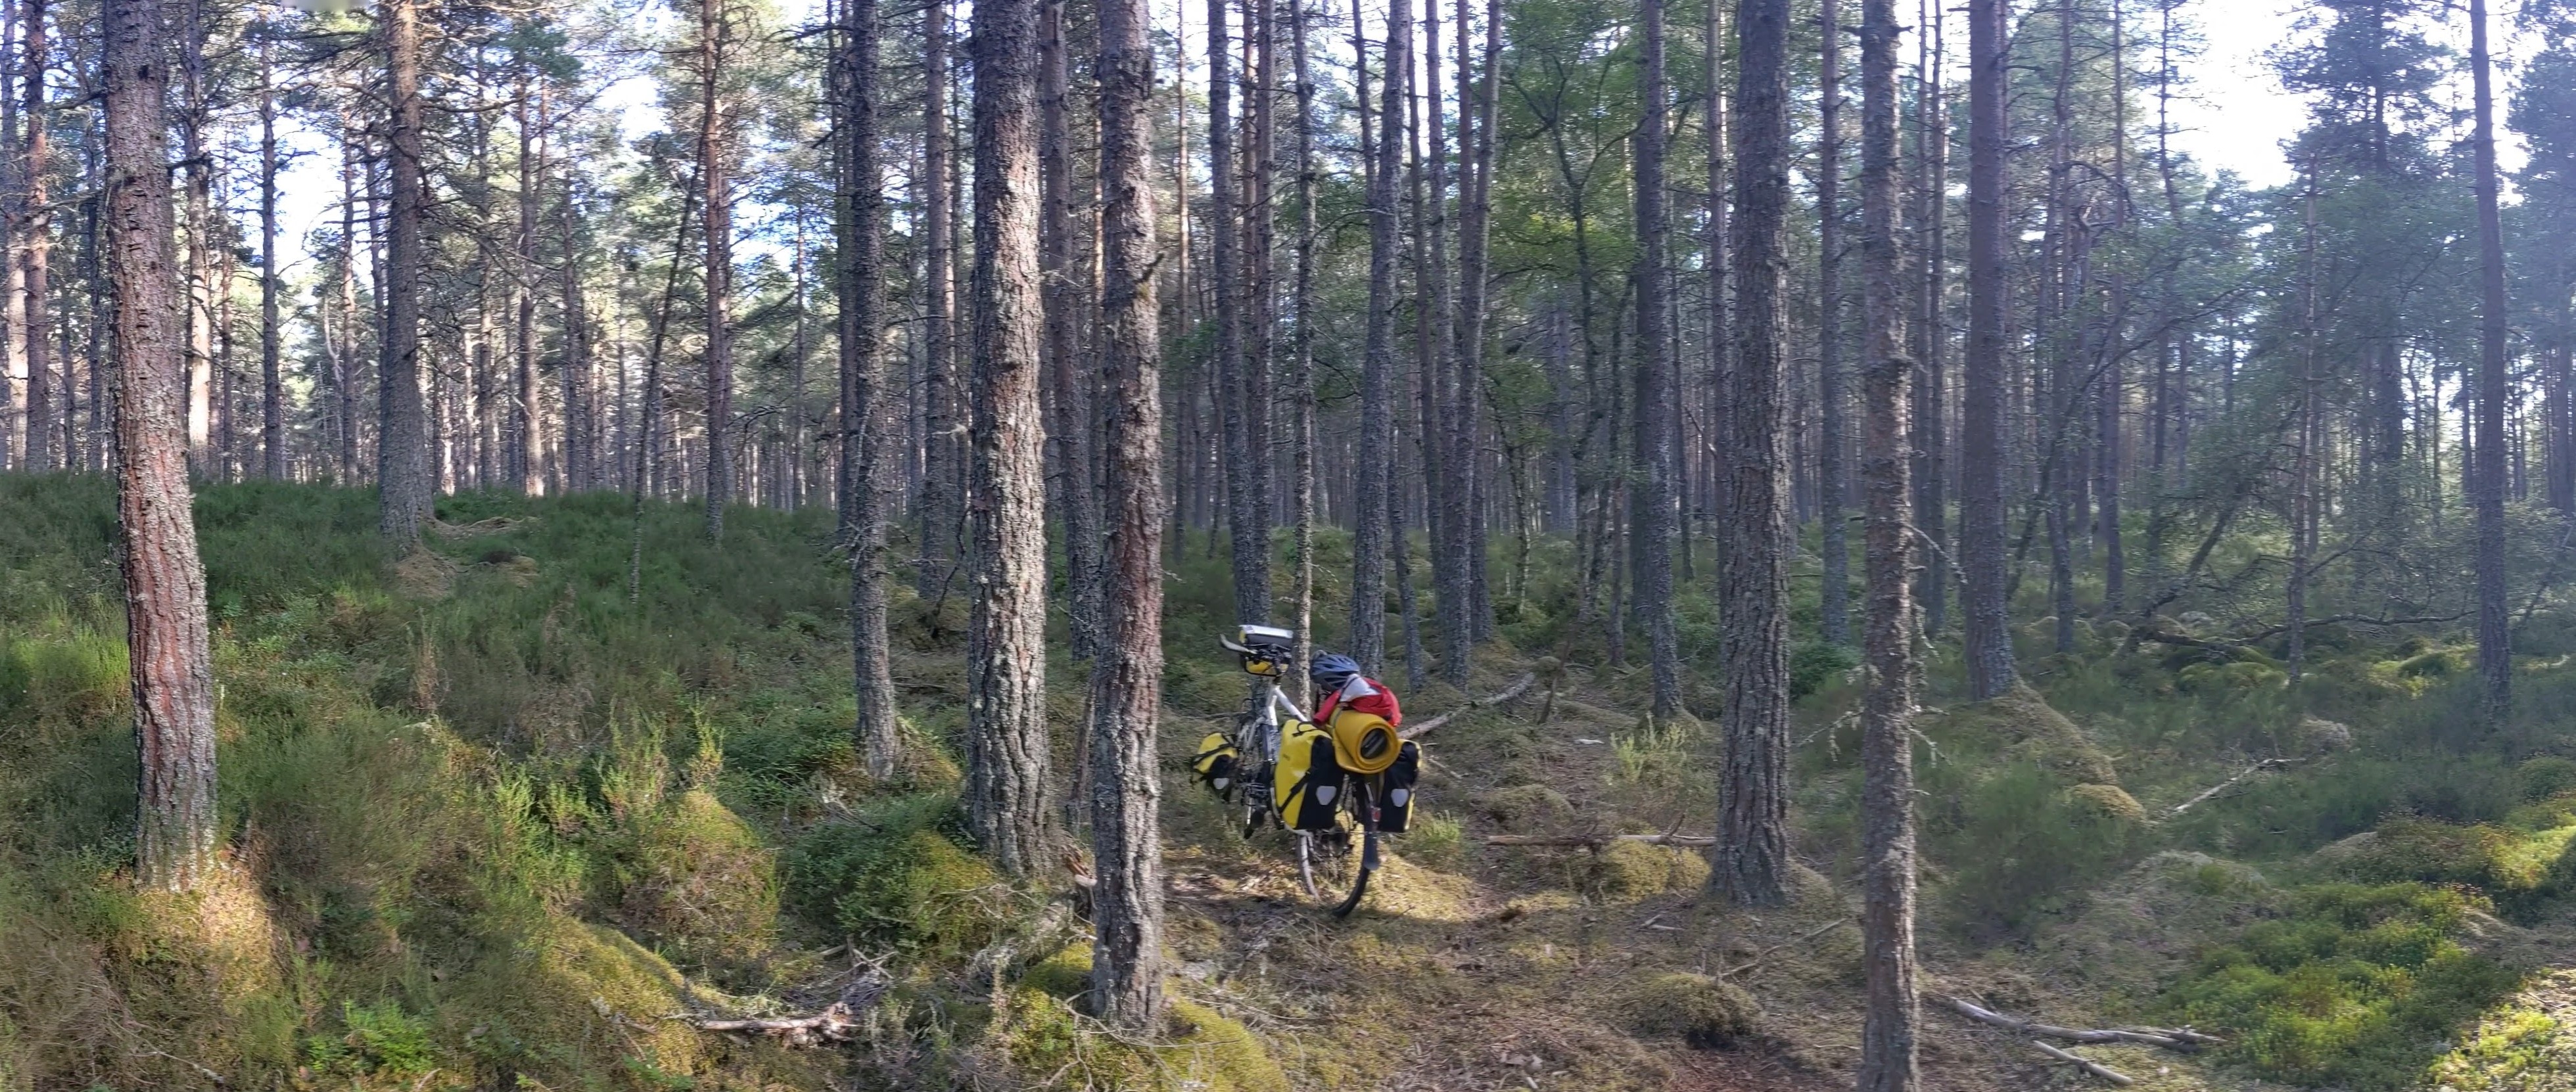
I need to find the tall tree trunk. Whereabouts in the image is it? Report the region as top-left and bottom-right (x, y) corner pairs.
(837, 0), (900, 779)
(1349, 0), (1407, 674)
(337, 120), (363, 484)
(919, 0), (962, 595)
(107, 0), (218, 892)
(18, 0), (45, 474)
(1459, 0), (1501, 644)
(517, 76), (546, 496)
(377, 0), (433, 540)
(1959, 0), (2016, 697)
(1634, 0), (1681, 718)
(0, 0), (14, 477)
(1856, 0), (1918, 1083)
(1717, 0), (1793, 906)
(1087, 0), (1166, 1022)
(1706, 0), (1729, 547)
(1209, 0), (1269, 626)
(2470, 0), (2510, 720)
(1246, 0), (1277, 618)
(1912, 0), (1946, 632)
(1040, 0), (1102, 658)
(179, 0), (213, 469)
(966, 0), (1056, 873)
(258, 34), (285, 480)
(561, 177), (594, 491)
(700, 0), (733, 535)
(1816, 0), (1848, 646)
(1289, 0), (1320, 706)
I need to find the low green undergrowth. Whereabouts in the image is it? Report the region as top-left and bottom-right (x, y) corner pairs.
(2161, 882), (2525, 1090)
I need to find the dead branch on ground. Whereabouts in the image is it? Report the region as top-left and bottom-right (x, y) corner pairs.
(1401, 673), (1537, 739)
(2032, 1040), (2136, 1085)
(1927, 992), (2218, 1051)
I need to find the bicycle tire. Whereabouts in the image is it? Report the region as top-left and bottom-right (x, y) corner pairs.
(1330, 851), (1373, 917)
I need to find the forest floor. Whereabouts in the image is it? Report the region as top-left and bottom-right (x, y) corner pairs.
(16, 478), (2576, 1090)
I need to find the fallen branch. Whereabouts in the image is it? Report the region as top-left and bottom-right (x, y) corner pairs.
(2032, 1040), (2135, 1085)
(693, 969), (888, 1047)
(1482, 832), (1718, 848)
(1401, 673), (1537, 739)
(1927, 993), (2218, 1051)
(2163, 758), (2297, 819)
(1716, 919), (1852, 980)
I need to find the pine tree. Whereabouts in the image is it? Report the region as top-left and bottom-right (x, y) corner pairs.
(1086, 0), (1167, 1021)
(1716, 0), (1794, 906)
(965, 0), (1056, 874)
(106, 0), (218, 892)
(1856, 0), (1918, 1082)
(1959, 0), (2016, 698)
(2470, 0), (2511, 720)
(378, 0), (434, 540)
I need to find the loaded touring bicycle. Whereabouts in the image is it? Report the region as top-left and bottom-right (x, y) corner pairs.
(1194, 625), (1421, 917)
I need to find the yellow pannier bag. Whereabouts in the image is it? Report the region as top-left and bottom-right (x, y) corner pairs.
(1327, 711), (1401, 777)
(1273, 720), (1344, 831)
(1191, 731), (1239, 794)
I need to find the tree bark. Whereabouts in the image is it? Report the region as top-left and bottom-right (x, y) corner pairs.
(700, 0), (734, 535)
(2471, 0), (2511, 720)
(1716, 0), (1794, 907)
(1634, 0), (1681, 718)
(918, 0), (963, 595)
(836, 0), (901, 780)
(107, 0), (218, 892)
(178, 0), (212, 470)
(561, 176), (595, 491)
(1349, 0), (1407, 674)
(1087, 0), (1165, 1024)
(377, 0), (433, 539)
(1959, 0), (2016, 697)
(1039, 0), (1102, 658)
(966, 0), (1057, 874)
(258, 34), (285, 480)
(1856, 0), (1919, 1083)
(1911, 0), (1946, 633)
(19, 0), (46, 474)
(1459, 0), (1501, 644)
(1289, 0), (1321, 707)
(1816, 0), (1848, 647)
(517, 75), (547, 497)
(1208, 0), (1271, 626)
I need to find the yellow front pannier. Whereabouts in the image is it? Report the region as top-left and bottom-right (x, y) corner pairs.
(1273, 720), (1344, 831)
(1327, 711), (1401, 776)
(1191, 731), (1239, 794)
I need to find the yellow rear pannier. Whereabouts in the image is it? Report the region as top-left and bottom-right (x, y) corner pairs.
(1273, 720), (1344, 831)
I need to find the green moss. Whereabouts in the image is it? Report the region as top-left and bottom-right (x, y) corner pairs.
(1472, 785), (1573, 832)
(1169, 997), (1292, 1092)
(2523, 757), (2576, 802)
(2161, 882), (2525, 1090)
(992, 945), (1288, 1091)
(445, 917), (710, 1086)
(2330, 817), (2576, 920)
(1627, 972), (1762, 1048)
(784, 794), (1011, 959)
(2068, 783), (2148, 823)
(1591, 840), (1713, 900)
(616, 787), (780, 968)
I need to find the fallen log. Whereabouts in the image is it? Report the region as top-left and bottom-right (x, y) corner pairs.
(2164, 758), (2298, 819)
(694, 969), (888, 1047)
(2032, 1040), (2135, 1085)
(1927, 992), (2217, 1051)
(1401, 673), (1537, 739)
(1481, 832), (1718, 848)
(1716, 918), (1852, 980)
